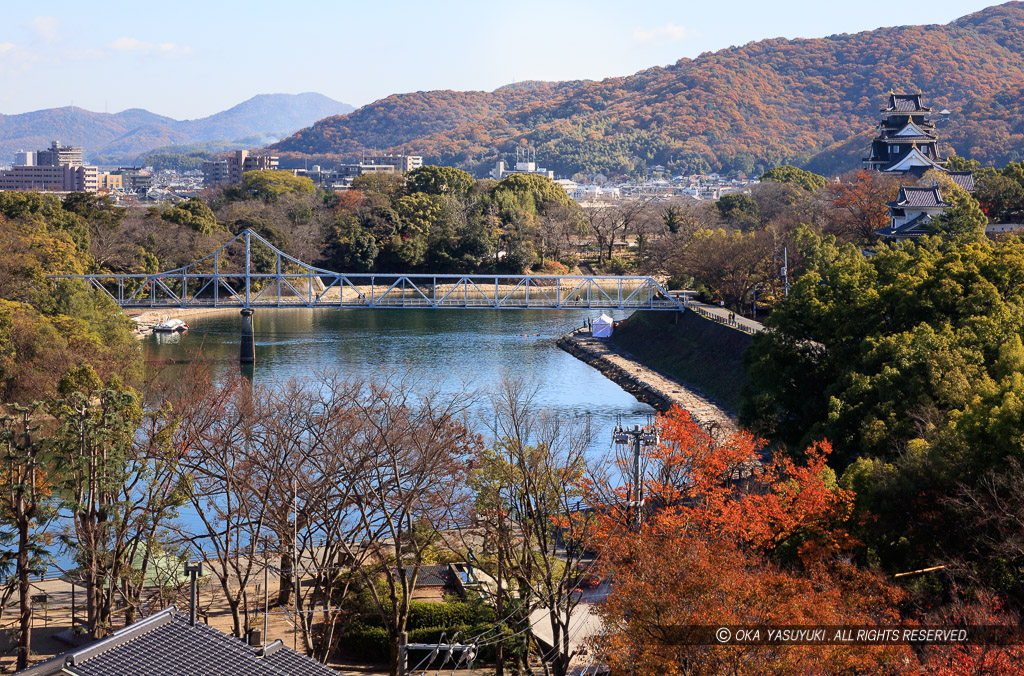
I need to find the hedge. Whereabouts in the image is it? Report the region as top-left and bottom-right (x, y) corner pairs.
(406, 600), (495, 631)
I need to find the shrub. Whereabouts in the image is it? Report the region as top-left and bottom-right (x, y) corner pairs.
(407, 600), (495, 630)
(338, 624), (389, 661)
(605, 257), (632, 275)
(534, 260), (568, 275)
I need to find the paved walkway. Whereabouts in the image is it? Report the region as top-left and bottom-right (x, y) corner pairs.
(670, 291), (764, 334)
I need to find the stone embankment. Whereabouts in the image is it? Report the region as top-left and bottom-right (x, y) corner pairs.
(557, 328), (737, 435)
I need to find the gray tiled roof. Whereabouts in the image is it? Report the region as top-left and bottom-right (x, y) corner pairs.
(889, 94), (927, 112)
(401, 564), (454, 587)
(948, 171), (976, 192)
(890, 186), (947, 208)
(17, 607), (337, 676)
(879, 134), (937, 142)
(876, 213), (934, 240)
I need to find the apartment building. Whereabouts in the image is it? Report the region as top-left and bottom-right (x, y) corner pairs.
(36, 140), (84, 167)
(202, 150), (280, 185)
(360, 152), (422, 173)
(0, 163), (98, 192)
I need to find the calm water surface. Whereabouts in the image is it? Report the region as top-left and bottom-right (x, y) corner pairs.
(37, 310), (651, 574)
(144, 308), (654, 453)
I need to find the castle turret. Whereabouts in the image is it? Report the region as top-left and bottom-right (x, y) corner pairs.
(863, 92), (947, 176)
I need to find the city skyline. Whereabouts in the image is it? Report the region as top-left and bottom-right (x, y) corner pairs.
(0, 0), (1002, 120)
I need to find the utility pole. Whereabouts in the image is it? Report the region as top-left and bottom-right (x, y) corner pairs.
(184, 562), (203, 627)
(612, 423), (660, 530)
(782, 246), (790, 298)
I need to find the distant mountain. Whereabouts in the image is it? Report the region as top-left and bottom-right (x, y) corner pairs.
(0, 93), (354, 166)
(270, 2), (1024, 176)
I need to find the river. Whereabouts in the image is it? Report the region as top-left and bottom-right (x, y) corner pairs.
(143, 307), (655, 453)
(31, 308), (651, 577)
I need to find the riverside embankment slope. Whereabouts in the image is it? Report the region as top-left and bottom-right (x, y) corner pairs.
(557, 309), (755, 435)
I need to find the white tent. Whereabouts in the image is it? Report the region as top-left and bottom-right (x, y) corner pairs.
(592, 314), (614, 338)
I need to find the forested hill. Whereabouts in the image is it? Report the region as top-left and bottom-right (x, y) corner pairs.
(270, 2), (1024, 177)
(271, 81), (583, 159)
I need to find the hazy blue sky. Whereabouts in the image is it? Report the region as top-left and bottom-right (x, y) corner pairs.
(0, 1), (1003, 119)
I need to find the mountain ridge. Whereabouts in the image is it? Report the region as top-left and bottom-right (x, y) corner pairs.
(0, 93), (354, 166)
(270, 2), (1024, 176)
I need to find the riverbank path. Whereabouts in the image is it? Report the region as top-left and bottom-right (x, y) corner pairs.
(670, 291), (765, 334)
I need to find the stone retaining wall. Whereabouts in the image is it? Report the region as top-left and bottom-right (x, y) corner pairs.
(557, 329), (737, 436)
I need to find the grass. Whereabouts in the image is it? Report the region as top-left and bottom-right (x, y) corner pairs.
(611, 310), (751, 414)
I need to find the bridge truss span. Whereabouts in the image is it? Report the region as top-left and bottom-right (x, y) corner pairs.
(48, 229), (683, 311)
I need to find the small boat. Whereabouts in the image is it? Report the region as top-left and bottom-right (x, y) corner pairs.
(153, 316), (189, 333)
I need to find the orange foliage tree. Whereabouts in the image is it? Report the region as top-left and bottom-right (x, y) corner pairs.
(584, 407), (910, 675)
(824, 170), (901, 243)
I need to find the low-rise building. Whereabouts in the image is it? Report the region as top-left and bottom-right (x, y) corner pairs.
(96, 172), (123, 191)
(0, 163), (98, 192)
(490, 158), (555, 181)
(110, 167), (154, 193)
(361, 152), (422, 173)
(296, 162), (397, 190)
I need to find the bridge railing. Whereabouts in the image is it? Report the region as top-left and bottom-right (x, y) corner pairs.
(47, 230), (684, 311)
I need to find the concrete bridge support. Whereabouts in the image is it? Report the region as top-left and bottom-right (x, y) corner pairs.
(240, 308), (255, 364)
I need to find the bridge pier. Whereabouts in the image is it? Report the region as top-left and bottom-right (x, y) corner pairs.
(240, 308), (255, 364)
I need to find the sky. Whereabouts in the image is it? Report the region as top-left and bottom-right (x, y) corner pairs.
(0, 0), (1005, 120)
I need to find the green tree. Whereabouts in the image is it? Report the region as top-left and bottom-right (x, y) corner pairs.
(407, 165), (474, 196)
(162, 197), (220, 236)
(715, 192), (759, 228)
(0, 404), (54, 670)
(51, 367), (143, 639)
(350, 172), (407, 203)
(322, 215), (379, 271)
(975, 173), (1024, 222)
(929, 185), (987, 240)
(0, 192), (89, 260)
(235, 170), (316, 202)
(485, 173), (576, 222)
(62, 193), (124, 232)
(946, 155), (982, 173)
(760, 165), (829, 192)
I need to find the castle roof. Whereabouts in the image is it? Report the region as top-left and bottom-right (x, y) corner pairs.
(876, 212), (934, 240)
(948, 171), (976, 193)
(889, 185), (948, 209)
(884, 92), (931, 113)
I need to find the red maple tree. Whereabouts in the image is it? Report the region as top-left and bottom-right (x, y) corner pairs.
(586, 407), (911, 675)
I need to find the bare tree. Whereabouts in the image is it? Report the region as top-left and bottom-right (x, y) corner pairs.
(674, 228), (776, 310)
(584, 198), (654, 265)
(468, 377), (595, 676)
(174, 376), (284, 639)
(340, 375), (477, 676)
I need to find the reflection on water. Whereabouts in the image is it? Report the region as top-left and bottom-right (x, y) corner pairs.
(143, 308), (655, 454)
(152, 331), (186, 346)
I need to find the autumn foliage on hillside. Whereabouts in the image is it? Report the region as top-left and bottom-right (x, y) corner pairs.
(272, 3), (1024, 176)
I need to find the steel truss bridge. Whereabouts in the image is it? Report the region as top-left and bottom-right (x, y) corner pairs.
(48, 229), (683, 311)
